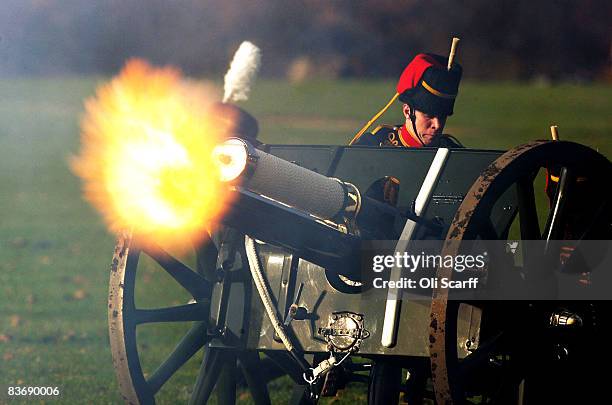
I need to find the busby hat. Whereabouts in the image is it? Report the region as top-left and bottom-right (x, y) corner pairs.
(208, 102), (259, 141)
(396, 53), (462, 116)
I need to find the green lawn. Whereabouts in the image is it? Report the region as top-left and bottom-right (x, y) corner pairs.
(248, 80), (611, 155)
(0, 77), (610, 404)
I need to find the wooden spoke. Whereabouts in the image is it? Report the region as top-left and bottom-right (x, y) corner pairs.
(216, 354), (238, 405)
(465, 215), (499, 240)
(368, 362), (402, 405)
(144, 244), (212, 299)
(188, 348), (226, 405)
(480, 218), (499, 240)
(575, 200), (610, 240)
(516, 175), (540, 240)
(147, 321), (209, 394)
(134, 302), (210, 325)
(237, 352), (272, 405)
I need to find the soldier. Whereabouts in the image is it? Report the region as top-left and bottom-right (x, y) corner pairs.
(352, 52), (463, 148)
(351, 51), (464, 214)
(350, 49), (465, 402)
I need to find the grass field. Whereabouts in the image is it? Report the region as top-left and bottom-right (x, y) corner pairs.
(0, 77), (610, 404)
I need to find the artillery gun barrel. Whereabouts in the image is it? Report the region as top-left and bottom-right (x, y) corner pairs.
(213, 138), (355, 220)
(212, 138), (422, 275)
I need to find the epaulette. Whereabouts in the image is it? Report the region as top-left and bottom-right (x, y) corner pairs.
(353, 125), (396, 146)
(371, 124), (403, 147)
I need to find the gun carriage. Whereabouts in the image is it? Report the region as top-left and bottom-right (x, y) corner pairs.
(108, 139), (611, 404)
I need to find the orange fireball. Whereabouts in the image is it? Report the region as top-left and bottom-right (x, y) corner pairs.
(71, 59), (232, 249)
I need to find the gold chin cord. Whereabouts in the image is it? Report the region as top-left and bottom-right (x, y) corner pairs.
(349, 92), (399, 145)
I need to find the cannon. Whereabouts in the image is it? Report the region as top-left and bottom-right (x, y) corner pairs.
(108, 138), (611, 404)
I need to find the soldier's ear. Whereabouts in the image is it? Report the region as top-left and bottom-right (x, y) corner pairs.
(402, 104), (411, 117)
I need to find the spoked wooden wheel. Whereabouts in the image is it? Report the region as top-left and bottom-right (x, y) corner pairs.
(429, 140), (611, 404)
(108, 232), (276, 404)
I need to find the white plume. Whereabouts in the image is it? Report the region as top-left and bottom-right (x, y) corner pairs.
(223, 41), (261, 103)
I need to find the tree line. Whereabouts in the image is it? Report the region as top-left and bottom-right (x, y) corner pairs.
(1, 0), (609, 81)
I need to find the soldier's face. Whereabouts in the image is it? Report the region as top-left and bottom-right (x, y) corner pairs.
(403, 104), (447, 145)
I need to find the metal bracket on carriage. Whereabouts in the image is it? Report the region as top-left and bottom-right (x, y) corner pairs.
(318, 311), (370, 353)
